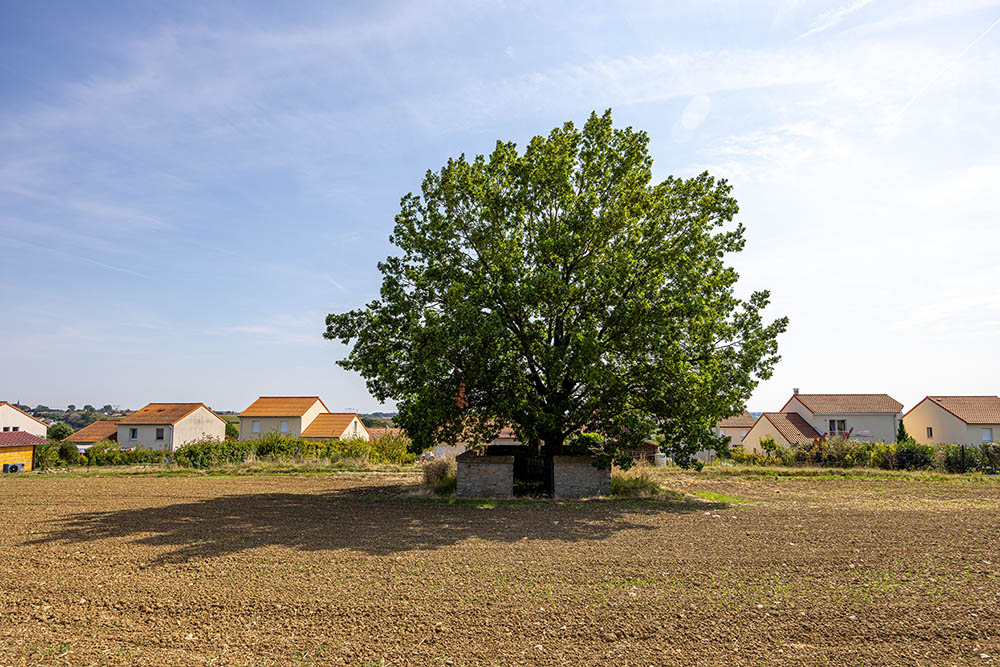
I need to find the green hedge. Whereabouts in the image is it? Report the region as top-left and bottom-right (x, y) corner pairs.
(85, 440), (167, 466)
(732, 438), (1000, 473)
(173, 432), (417, 469)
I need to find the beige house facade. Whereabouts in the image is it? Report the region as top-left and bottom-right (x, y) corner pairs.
(0, 402), (48, 438)
(716, 411), (757, 449)
(117, 403), (226, 452)
(238, 397), (331, 440)
(903, 396), (1000, 446)
(779, 393), (902, 442)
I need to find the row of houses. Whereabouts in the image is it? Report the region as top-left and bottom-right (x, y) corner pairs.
(718, 391), (1000, 453)
(6, 391), (1000, 471)
(0, 397), (386, 471)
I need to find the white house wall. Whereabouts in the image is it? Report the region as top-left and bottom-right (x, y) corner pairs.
(0, 404), (47, 437)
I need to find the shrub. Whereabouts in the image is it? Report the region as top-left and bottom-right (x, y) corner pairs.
(173, 438), (254, 469)
(86, 440), (123, 466)
(327, 437), (374, 462)
(982, 443), (1000, 473)
(941, 444), (986, 474)
(254, 432), (302, 459)
(58, 440), (80, 465)
(895, 440), (934, 470)
(371, 433), (417, 465)
(611, 466), (662, 496)
(423, 457), (457, 494)
(33, 440), (60, 469)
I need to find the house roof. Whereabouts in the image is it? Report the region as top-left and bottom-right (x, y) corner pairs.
(301, 413), (363, 439)
(65, 418), (120, 443)
(910, 396), (1000, 425)
(0, 402), (49, 428)
(784, 393), (903, 414)
(0, 431), (47, 447)
(240, 396), (329, 418)
(119, 403), (225, 425)
(760, 412), (822, 444)
(719, 411), (756, 428)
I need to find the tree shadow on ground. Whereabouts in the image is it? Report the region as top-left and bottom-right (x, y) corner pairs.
(26, 482), (724, 562)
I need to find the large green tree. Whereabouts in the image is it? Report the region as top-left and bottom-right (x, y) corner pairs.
(326, 111), (787, 465)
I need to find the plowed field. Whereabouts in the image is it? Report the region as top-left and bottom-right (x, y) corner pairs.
(2, 473), (998, 665)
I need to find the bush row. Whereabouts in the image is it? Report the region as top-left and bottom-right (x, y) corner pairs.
(733, 437), (1000, 473)
(173, 431), (417, 469)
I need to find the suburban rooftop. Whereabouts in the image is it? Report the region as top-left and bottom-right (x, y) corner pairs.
(240, 396), (328, 418)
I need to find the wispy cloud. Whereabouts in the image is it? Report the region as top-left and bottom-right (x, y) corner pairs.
(798, 0), (878, 38)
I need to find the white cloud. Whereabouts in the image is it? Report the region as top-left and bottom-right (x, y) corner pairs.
(798, 0), (878, 38)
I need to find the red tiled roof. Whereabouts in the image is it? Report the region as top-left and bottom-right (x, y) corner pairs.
(301, 413), (363, 439)
(785, 394), (903, 414)
(719, 411), (756, 428)
(919, 396), (1000, 425)
(761, 412), (821, 445)
(119, 403), (224, 425)
(240, 397), (328, 417)
(0, 402), (48, 428)
(0, 431), (46, 447)
(65, 419), (120, 444)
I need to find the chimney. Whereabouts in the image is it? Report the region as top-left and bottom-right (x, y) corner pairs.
(793, 387), (800, 395)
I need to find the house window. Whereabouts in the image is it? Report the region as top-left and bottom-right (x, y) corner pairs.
(280, 420), (288, 433)
(828, 419), (846, 434)
(252, 420), (261, 433)
(12, 426), (18, 432)
(156, 428), (164, 441)
(926, 426), (933, 439)
(2, 427), (8, 432)
(983, 428), (994, 443)
(129, 428), (138, 441)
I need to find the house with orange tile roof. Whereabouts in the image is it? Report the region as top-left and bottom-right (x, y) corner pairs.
(741, 412), (822, 453)
(0, 401), (48, 438)
(239, 396), (329, 440)
(64, 418), (121, 450)
(117, 403), (226, 452)
(903, 396), (1000, 446)
(301, 413), (370, 441)
(716, 411), (756, 449)
(742, 391), (903, 452)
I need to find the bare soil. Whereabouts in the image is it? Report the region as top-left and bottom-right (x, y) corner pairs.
(1, 472), (998, 665)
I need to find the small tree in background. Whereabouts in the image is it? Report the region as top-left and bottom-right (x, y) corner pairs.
(47, 422), (74, 441)
(225, 421), (239, 439)
(896, 420), (913, 444)
(58, 440), (80, 465)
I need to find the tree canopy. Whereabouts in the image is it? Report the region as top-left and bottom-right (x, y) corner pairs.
(48, 422), (74, 441)
(326, 110), (787, 466)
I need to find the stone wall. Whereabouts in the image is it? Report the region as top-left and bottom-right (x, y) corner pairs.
(456, 451), (514, 498)
(552, 456), (611, 499)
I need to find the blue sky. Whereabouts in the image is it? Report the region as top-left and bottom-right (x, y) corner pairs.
(2, 0), (999, 413)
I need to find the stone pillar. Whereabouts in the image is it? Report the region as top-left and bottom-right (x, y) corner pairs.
(456, 451), (514, 498)
(552, 456), (611, 499)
